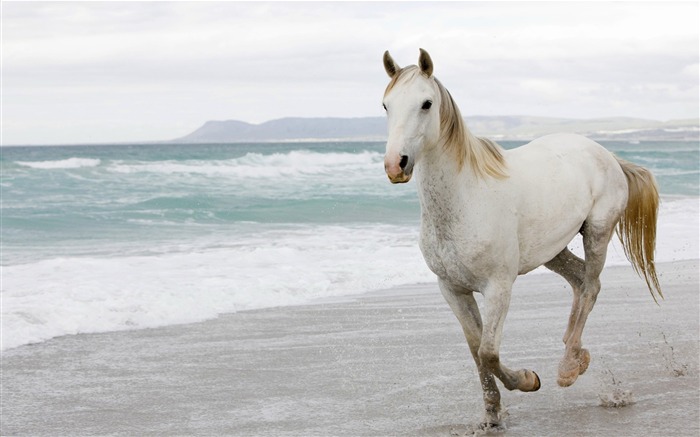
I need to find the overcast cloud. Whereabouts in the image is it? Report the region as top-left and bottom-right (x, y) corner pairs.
(2, 1), (698, 145)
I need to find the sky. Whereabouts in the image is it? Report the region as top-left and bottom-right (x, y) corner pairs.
(2, 1), (699, 145)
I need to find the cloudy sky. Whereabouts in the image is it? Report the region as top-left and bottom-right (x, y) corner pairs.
(3, 1), (698, 145)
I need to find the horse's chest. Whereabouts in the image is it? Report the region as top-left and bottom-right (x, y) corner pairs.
(419, 226), (484, 289)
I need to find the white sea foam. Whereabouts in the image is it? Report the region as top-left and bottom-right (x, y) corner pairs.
(107, 150), (396, 199)
(108, 151), (383, 178)
(16, 158), (101, 169)
(653, 168), (700, 177)
(1, 224), (434, 351)
(2, 197), (697, 351)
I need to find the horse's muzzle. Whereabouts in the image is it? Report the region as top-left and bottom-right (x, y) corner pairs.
(387, 172), (412, 184)
(384, 154), (413, 183)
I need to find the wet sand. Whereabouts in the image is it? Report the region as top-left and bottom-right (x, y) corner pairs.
(2, 260), (698, 436)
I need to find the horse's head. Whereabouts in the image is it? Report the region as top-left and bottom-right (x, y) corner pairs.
(381, 48), (441, 184)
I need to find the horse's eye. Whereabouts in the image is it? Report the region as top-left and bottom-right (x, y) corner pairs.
(382, 103), (387, 111)
(422, 100), (433, 110)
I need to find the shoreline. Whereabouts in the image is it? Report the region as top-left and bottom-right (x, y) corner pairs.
(3, 260), (698, 436)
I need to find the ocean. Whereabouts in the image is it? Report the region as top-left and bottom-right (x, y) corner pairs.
(2, 140), (698, 350)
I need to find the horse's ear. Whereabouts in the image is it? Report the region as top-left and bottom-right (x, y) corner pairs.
(383, 51), (400, 78)
(418, 48), (433, 77)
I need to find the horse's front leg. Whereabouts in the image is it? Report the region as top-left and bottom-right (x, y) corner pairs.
(438, 280), (502, 427)
(479, 279), (541, 393)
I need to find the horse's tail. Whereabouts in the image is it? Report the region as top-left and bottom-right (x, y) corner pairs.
(615, 157), (663, 303)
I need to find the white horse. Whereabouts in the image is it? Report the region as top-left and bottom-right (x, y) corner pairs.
(381, 49), (662, 428)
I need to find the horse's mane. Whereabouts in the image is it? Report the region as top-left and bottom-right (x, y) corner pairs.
(434, 77), (508, 179)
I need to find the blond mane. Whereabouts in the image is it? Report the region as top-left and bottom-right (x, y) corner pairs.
(434, 78), (508, 179)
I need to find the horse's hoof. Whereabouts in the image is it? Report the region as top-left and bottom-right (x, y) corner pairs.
(532, 371), (541, 391)
(578, 348), (591, 375)
(558, 348), (591, 387)
(557, 372), (577, 387)
(519, 369), (540, 392)
(557, 361), (580, 387)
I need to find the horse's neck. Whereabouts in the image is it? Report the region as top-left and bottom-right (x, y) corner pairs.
(416, 142), (479, 228)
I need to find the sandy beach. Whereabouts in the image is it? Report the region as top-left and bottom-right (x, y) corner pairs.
(2, 260), (698, 436)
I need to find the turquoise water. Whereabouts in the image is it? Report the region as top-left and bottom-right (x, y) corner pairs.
(1, 140), (698, 350)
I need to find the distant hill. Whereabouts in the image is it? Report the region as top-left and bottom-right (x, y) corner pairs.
(172, 116), (699, 143)
(174, 117), (387, 143)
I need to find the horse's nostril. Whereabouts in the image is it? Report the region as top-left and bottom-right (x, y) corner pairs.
(399, 155), (409, 170)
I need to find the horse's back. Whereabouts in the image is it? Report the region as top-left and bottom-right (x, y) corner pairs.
(508, 133), (626, 200)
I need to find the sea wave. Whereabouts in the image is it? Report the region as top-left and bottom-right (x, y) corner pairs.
(650, 168), (700, 177)
(108, 150), (384, 178)
(16, 158), (101, 169)
(1, 224), (434, 351)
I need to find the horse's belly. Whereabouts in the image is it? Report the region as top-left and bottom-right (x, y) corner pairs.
(517, 225), (583, 274)
(515, 190), (591, 273)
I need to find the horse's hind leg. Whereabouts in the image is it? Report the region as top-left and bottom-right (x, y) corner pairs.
(545, 248), (585, 346)
(557, 222), (615, 387)
(438, 280), (503, 427)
